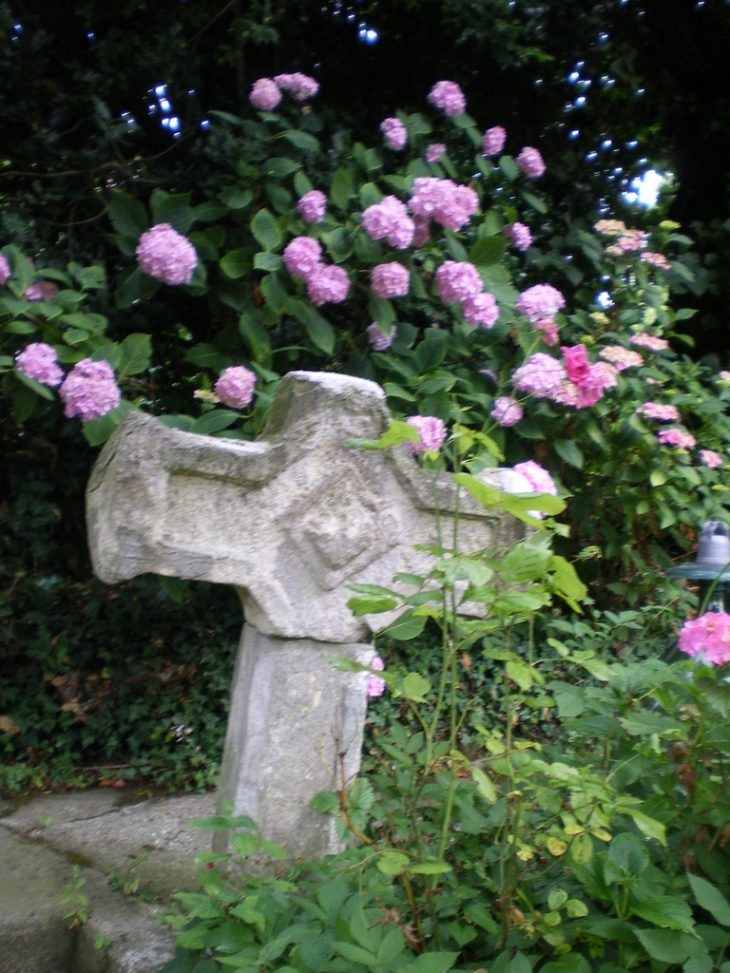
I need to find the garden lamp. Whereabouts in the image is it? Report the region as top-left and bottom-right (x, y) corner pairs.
(667, 520), (730, 613)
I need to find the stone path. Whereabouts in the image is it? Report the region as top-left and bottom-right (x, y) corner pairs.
(0, 788), (216, 973)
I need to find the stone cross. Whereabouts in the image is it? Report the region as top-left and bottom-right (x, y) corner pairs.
(86, 371), (523, 857)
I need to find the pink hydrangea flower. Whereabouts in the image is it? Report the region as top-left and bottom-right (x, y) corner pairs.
(631, 333), (669, 352)
(592, 361), (618, 390)
(361, 196), (415, 249)
(427, 80), (466, 116)
(513, 460), (557, 496)
(283, 236), (322, 278)
(380, 117), (408, 150)
(599, 346), (644, 371)
(504, 222), (532, 251)
(215, 365), (256, 409)
(562, 345), (591, 386)
(0, 254), (10, 285)
(407, 415), (447, 453)
(516, 146), (546, 178)
(409, 177), (478, 232)
(370, 262), (410, 298)
(306, 264), (350, 305)
(679, 612), (730, 665)
(367, 655), (386, 699)
(26, 280), (59, 301)
(435, 260), (483, 303)
(657, 428), (696, 449)
(641, 251), (671, 270)
(16, 342), (64, 387)
(594, 219), (628, 236)
(297, 190), (327, 223)
(273, 72), (319, 101)
(425, 143), (447, 163)
(534, 317), (559, 345)
(636, 402), (680, 422)
(482, 126), (506, 156)
(491, 396), (523, 427)
(366, 323), (397, 351)
(700, 449), (723, 469)
(59, 358), (121, 421)
(462, 292), (499, 328)
(719, 371), (730, 382)
(605, 229), (647, 257)
(546, 381), (580, 407)
(512, 353), (566, 396)
(516, 284), (565, 322)
(136, 223), (198, 285)
(250, 78), (282, 111)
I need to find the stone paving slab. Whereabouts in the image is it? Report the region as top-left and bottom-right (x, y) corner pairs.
(0, 789), (218, 973)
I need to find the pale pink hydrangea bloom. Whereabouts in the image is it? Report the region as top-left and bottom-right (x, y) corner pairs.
(306, 264), (350, 305)
(594, 219), (628, 236)
(59, 358), (120, 421)
(679, 612), (730, 665)
(504, 222), (532, 251)
(413, 216), (431, 246)
(482, 126), (506, 157)
(719, 371), (730, 382)
(700, 449), (723, 469)
(641, 251), (671, 270)
(361, 196), (415, 249)
(513, 460), (557, 496)
(367, 655), (386, 699)
(631, 333), (670, 352)
(380, 117), (408, 150)
(297, 190), (327, 223)
(516, 146), (546, 178)
(409, 177), (478, 232)
(636, 402), (680, 422)
(516, 283), (565, 322)
(16, 342), (64, 387)
(214, 365), (256, 409)
(462, 292), (499, 328)
(491, 396), (523, 427)
(512, 353), (566, 396)
(136, 223), (198, 285)
(407, 415), (447, 453)
(26, 280), (59, 301)
(250, 78), (282, 111)
(425, 143), (447, 163)
(273, 72), (319, 101)
(427, 80), (466, 116)
(370, 262), (410, 298)
(591, 361), (619, 390)
(435, 260), (483, 303)
(547, 381), (580, 407)
(657, 428), (696, 449)
(367, 323), (396, 350)
(283, 236), (322, 278)
(534, 317), (559, 345)
(599, 346), (644, 370)
(0, 254), (10, 284)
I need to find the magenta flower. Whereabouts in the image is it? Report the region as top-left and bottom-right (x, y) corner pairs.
(273, 72), (319, 101)
(631, 333), (669, 352)
(249, 78), (282, 111)
(366, 323), (396, 351)
(512, 353), (566, 396)
(700, 449), (723, 469)
(136, 223), (198, 285)
(297, 190), (327, 224)
(407, 415), (447, 453)
(306, 264), (350, 305)
(370, 262), (410, 298)
(435, 260), (482, 303)
(491, 396), (523, 427)
(504, 222), (532, 251)
(380, 117), (408, 150)
(657, 428), (696, 449)
(215, 365), (256, 409)
(16, 342), (64, 387)
(462, 292), (498, 328)
(283, 236), (323, 278)
(367, 655), (386, 699)
(599, 346), (644, 371)
(362, 197), (415, 250)
(636, 402), (680, 422)
(59, 358), (121, 421)
(562, 345), (592, 386)
(425, 143), (447, 163)
(0, 254), (10, 285)
(679, 612), (730, 665)
(427, 80), (466, 116)
(26, 281), (59, 301)
(516, 284), (566, 322)
(482, 126), (506, 157)
(516, 146), (546, 179)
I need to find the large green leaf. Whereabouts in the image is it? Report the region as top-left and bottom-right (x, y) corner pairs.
(471, 235), (506, 267)
(149, 189), (195, 234)
(116, 333), (152, 377)
(108, 191), (148, 238)
(632, 896), (695, 932)
(634, 929), (707, 964)
(688, 874), (730, 927)
(330, 166), (354, 210)
(250, 209), (282, 252)
(383, 609), (426, 641)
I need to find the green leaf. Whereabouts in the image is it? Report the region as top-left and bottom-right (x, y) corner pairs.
(159, 576), (188, 603)
(471, 235), (506, 267)
(384, 610), (427, 641)
(239, 312), (271, 361)
(519, 189), (548, 213)
(253, 252), (282, 272)
(260, 273), (288, 315)
(402, 671), (431, 700)
(219, 187), (254, 210)
(250, 209), (282, 252)
(633, 929), (708, 964)
(190, 411), (240, 434)
(115, 266), (160, 308)
(410, 861), (452, 875)
(301, 304), (335, 354)
(472, 767), (498, 803)
(293, 171), (314, 196)
(174, 892), (224, 919)
(332, 942), (378, 968)
(117, 333), (152, 378)
(150, 190), (195, 234)
(548, 681), (585, 718)
(553, 439), (584, 469)
(4, 319), (37, 335)
(368, 296), (396, 326)
(632, 896), (695, 932)
(310, 790), (340, 814)
(263, 157), (301, 179)
(220, 250), (251, 280)
(397, 952), (459, 973)
(82, 401), (133, 446)
(192, 201), (228, 222)
(499, 155), (520, 182)
(108, 191), (148, 238)
(15, 370), (55, 401)
(330, 167), (354, 211)
(377, 850), (410, 876)
(687, 874), (730, 926)
(282, 130), (320, 152)
(347, 595), (398, 615)
(607, 832), (650, 876)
